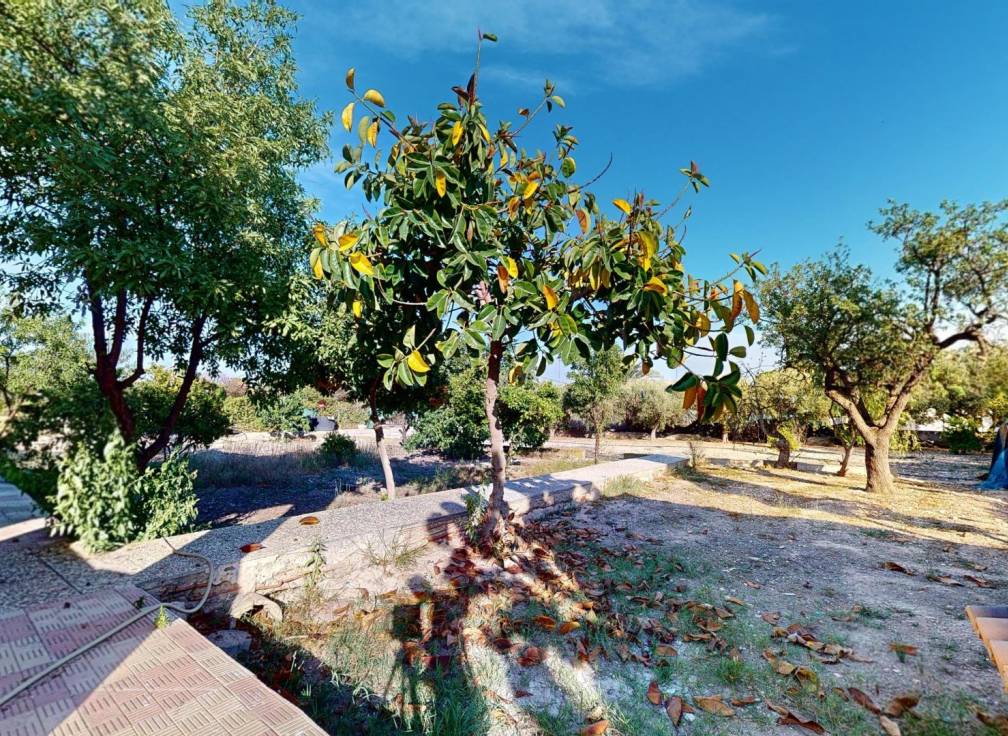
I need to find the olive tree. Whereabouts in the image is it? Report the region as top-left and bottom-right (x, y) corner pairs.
(0, 0), (328, 469)
(315, 38), (763, 540)
(762, 201), (1008, 494)
(563, 346), (629, 461)
(621, 378), (688, 439)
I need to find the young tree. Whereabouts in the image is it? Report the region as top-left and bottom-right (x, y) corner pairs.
(316, 39), (763, 540)
(762, 200), (1008, 494)
(620, 378), (688, 439)
(0, 0), (328, 469)
(564, 347), (629, 460)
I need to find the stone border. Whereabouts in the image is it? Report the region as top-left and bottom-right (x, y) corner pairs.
(60, 453), (686, 610)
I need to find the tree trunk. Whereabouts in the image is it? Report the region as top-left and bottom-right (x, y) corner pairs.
(721, 427), (729, 444)
(593, 424), (602, 464)
(369, 391), (396, 499)
(864, 432), (895, 494)
(479, 340), (508, 542)
(650, 426), (658, 441)
(775, 438), (791, 468)
(837, 444), (853, 477)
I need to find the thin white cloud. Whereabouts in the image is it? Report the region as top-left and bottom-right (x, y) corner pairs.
(324, 0), (772, 87)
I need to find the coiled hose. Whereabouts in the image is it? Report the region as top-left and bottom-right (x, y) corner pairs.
(0, 546), (214, 710)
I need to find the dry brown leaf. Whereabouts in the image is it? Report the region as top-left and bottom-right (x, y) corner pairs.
(726, 596), (747, 607)
(579, 720), (608, 736)
(655, 644), (678, 658)
(848, 687), (880, 713)
(240, 543), (263, 553)
(965, 574), (993, 588)
(532, 614), (557, 631)
(646, 680), (663, 705)
(518, 646), (543, 667)
(731, 696), (758, 707)
(976, 709), (1008, 734)
(744, 580), (763, 589)
(889, 642), (919, 657)
(884, 561), (915, 576)
(767, 701), (826, 734)
(883, 693), (920, 718)
(880, 714), (901, 736)
(926, 573), (964, 587)
(558, 621), (580, 635)
(665, 695), (683, 726)
(298, 515), (320, 525)
(695, 695), (735, 717)
(762, 611), (782, 625)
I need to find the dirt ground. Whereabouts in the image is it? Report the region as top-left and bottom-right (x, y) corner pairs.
(226, 452), (1008, 736)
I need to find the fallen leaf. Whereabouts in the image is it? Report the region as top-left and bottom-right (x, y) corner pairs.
(889, 642), (919, 657)
(647, 680), (662, 705)
(762, 611), (781, 625)
(884, 693), (920, 718)
(655, 644), (678, 657)
(299, 516), (320, 526)
(744, 580), (763, 589)
(732, 696), (758, 706)
(965, 574), (993, 588)
(558, 621), (580, 635)
(926, 574), (964, 587)
(726, 596), (747, 607)
(532, 614), (557, 631)
(518, 646), (543, 667)
(666, 695), (683, 725)
(767, 701), (826, 734)
(514, 689), (531, 698)
(884, 561), (915, 576)
(580, 721), (608, 736)
(240, 543), (263, 553)
(880, 714), (901, 736)
(695, 695), (735, 716)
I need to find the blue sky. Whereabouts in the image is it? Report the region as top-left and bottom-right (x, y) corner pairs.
(172, 0), (1008, 378)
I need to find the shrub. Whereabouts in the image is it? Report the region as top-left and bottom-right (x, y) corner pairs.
(499, 381), (563, 453)
(319, 432), (357, 465)
(257, 392), (311, 438)
(940, 417), (985, 454)
(128, 367), (230, 452)
(405, 367), (488, 459)
(620, 379), (684, 438)
(53, 433), (198, 552)
(223, 395), (263, 432)
(329, 400), (370, 427)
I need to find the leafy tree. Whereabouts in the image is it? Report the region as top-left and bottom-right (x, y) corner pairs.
(316, 40), (762, 540)
(127, 366), (230, 454)
(0, 0), (328, 469)
(909, 344), (1008, 426)
(406, 365), (489, 460)
(498, 380), (564, 455)
(563, 347), (630, 462)
(725, 368), (831, 443)
(620, 378), (688, 439)
(762, 200), (1008, 494)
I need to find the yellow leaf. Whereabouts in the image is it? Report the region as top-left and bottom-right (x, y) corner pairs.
(743, 290), (760, 322)
(695, 312), (711, 334)
(337, 232), (359, 252)
(576, 208), (589, 234)
(451, 120), (463, 145)
(523, 179), (540, 200)
(345, 67), (355, 90)
(731, 280), (743, 321)
(341, 102), (354, 132)
(366, 120), (378, 146)
(508, 364), (523, 383)
(312, 223), (328, 247)
(363, 88), (385, 107)
(643, 276), (667, 295)
(507, 196), (520, 219)
(613, 198), (632, 215)
(407, 350), (430, 373)
(496, 262), (510, 293)
(542, 284), (559, 310)
(683, 385), (697, 411)
(311, 255), (324, 279)
(478, 123), (491, 143)
(349, 252), (375, 277)
(352, 298), (363, 318)
(435, 172), (447, 198)
(500, 149), (509, 167)
(638, 231), (657, 271)
(506, 256), (518, 278)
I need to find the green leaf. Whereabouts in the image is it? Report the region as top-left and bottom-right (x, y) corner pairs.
(668, 373), (699, 392)
(561, 156), (576, 177)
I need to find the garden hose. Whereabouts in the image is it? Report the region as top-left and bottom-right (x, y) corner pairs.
(0, 546), (214, 710)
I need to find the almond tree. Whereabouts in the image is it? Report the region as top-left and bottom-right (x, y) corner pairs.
(314, 37), (763, 541)
(762, 200), (1008, 494)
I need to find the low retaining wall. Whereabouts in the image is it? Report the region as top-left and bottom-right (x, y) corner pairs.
(72, 453), (687, 612)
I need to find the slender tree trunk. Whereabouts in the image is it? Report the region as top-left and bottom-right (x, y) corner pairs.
(837, 444), (853, 477)
(369, 388), (396, 499)
(593, 422), (602, 464)
(480, 340), (508, 542)
(721, 427), (729, 444)
(864, 431), (895, 494)
(650, 426), (658, 440)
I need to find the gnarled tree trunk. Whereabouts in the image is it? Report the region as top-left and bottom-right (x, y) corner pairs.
(775, 437), (792, 468)
(863, 431), (895, 494)
(837, 443), (853, 477)
(369, 387), (396, 499)
(480, 340), (508, 542)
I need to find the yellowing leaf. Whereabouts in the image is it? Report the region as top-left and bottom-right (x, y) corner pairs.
(366, 120), (378, 146)
(451, 120), (463, 145)
(683, 385), (697, 411)
(500, 149), (509, 167)
(337, 232), (360, 252)
(643, 276), (667, 295)
(496, 262), (510, 293)
(638, 230), (658, 272)
(363, 88), (385, 107)
(523, 179), (540, 200)
(478, 123), (491, 143)
(435, 171), (447, 198)
(579, 721), (608, 736)
(613, 198), (632, 215)
(349, 251), (375, 276)
(352, 298), (363, 318)
(345, 67), (355, 91)
(311, 256), (324, 279)
(731, 280), (744, 321)
(407, 350), (430, 373)
(576, 208), (590, 234)
(743, 290), (760, 322)
(312, 222), (328, 246)
(642, 360), (651, 375)
(341, 102), (354, 132)
(542, 284), (559, 310)
(508, 364), (523, 383)
(505, 256), (518, 278)
(507, 196), (520, 219)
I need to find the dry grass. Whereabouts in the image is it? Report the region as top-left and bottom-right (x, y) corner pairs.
(190, 437), (356, 489)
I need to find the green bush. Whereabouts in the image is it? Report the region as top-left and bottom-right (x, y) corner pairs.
(405, 367), (489, 459)
(223, 395), (263, 432)
(940, 417), (985, 454)
(257, 392), (311, 438)
(329, 400), (370, 427)
(128, 367), (230, 451)
(319, 432), (357, 465)
(499, 381), (563, 453)
(52, 433), (198, 552)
